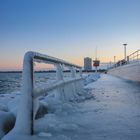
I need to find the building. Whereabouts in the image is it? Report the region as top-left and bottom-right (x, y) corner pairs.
(84, 57), (92, 71)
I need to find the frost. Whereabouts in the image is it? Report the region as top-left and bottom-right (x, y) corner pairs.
(37, 132), (52, 137)
(1, 73), (100, 140)
(84, 72), (100, 85)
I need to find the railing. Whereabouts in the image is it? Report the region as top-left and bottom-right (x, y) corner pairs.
(11, 51), (83, 135)
(108, 49), (140, 69)
(128, 49), (140, 63)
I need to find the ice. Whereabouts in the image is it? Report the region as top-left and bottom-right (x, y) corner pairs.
(57, 123), (78, 131)
(2, 73), (140, 140)
(0, 105), (8, 112)
(84, 72), (100, 85)
(0, 73), (98, 140)
(37, 132), (52, 137)
(0, 111), (15, 139)
(35, 74), (140, 140)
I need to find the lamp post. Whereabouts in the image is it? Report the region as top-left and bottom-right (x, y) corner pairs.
(114, 56), (116, 67)
(123, 43), (127, 60)
(114, 56), (116, 63)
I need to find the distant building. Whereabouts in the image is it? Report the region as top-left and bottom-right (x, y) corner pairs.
(84, 57), (92, 71)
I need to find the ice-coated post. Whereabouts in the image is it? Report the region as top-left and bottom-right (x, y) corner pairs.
(55, 64), (65, 101)
(79, 69), (82, 77)
(14, 52), (34, 135)
(4, 51), (82, 138)
(70, 67), (76, 78)
(56, 64), (63, 80)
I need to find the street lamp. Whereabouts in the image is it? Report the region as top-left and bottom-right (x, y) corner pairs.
(123, 43), (127, 60)
(114, 56), (116, 63)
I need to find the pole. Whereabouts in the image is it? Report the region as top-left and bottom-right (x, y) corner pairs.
(114, 56), (116, 68)
(123, 44), (127, 60)
(114, 56), (116, 63)
(95, 66), (97, 73)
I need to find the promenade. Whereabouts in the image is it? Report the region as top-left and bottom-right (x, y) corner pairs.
(3, 74), (140, 140)
(34, 74), (140, 140)
(81, 74), (140, 140)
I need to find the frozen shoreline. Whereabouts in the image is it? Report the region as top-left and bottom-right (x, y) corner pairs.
(1, 73), (140, 140)
(0, 73), (99, 139)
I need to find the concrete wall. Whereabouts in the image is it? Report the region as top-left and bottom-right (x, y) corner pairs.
(107, 62), (140, 82)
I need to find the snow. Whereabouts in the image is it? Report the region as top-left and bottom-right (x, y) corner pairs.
(0, 111), (15, 139)
(84, 72), (100, 85)
(1, 73), (140, 140)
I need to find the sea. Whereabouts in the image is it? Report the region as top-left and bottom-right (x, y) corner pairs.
(0, 72), (69, 94)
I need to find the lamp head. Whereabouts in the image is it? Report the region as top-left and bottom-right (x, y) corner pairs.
(123, 43), (127, 46)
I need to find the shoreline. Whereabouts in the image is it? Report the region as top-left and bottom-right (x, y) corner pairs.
(0, 69), (106, 73)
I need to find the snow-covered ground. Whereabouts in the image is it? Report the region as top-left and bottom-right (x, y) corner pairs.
(1, 73), (140, 140)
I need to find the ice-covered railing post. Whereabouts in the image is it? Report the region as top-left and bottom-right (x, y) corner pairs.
(13, 52), (34, 135)
(70, 67), (77, 99)
(7, 51), (83, 136)
(79, 69), (82, 77)
(70, 67), (76, 78)
(55, 64), (64, 101)
(56, 64), (63, 81)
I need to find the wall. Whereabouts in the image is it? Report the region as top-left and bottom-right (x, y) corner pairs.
(107, 62), (140, 82)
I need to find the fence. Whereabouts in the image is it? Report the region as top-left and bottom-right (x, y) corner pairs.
(128, 49), (140, 63)
(109, 49), (140, 69)
(12, 51), (83, 135)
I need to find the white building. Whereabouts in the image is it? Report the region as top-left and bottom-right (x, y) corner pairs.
(84, 57), (92, 71)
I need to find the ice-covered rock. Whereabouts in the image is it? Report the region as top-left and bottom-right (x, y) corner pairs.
(0, 105), (8, 112)
(0, 111), (15, 139)
(35, 101), (48, 119)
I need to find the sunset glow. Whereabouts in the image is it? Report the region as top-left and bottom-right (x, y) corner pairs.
(0, 0), (140, 70)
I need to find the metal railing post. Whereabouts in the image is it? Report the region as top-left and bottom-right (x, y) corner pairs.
(79, 69), (82, 77)
(127, 56), (129, 64)
(70, 67), (76, 78)
(13, 52), (34, 135)
(56, 64), (63, 81)
(8, 51), (82, 136)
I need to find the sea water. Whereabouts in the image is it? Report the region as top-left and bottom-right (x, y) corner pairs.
(0, 72), (74, 94)
(0, 72), (56, 94)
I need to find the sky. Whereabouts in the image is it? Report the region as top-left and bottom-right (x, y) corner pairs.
(0, 0), (140, 70)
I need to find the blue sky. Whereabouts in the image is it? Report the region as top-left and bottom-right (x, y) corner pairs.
(0, 0), (140, 70)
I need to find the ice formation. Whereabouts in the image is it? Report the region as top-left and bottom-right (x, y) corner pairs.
(0, 72), (98, 140)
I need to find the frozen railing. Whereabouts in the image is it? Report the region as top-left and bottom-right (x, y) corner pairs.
(11, 51), (83, 135)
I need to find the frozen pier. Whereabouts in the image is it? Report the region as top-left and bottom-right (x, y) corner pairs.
(2, 74), (140, 140)
(1, 51), (140, 140)
(82, 74), (140, 140)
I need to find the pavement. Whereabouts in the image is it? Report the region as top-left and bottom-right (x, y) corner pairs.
(82, 74), (140, 140)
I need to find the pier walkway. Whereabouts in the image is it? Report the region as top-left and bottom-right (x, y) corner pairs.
(3, 74), (140, 140)
(81, 74), (140, 140)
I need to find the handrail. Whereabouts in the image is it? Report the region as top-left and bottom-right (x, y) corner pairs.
(108, 49), (140, 69)
(34, 77), (83, 98)
(12, 51), (83, 135)
(128, 49), (140, 62)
